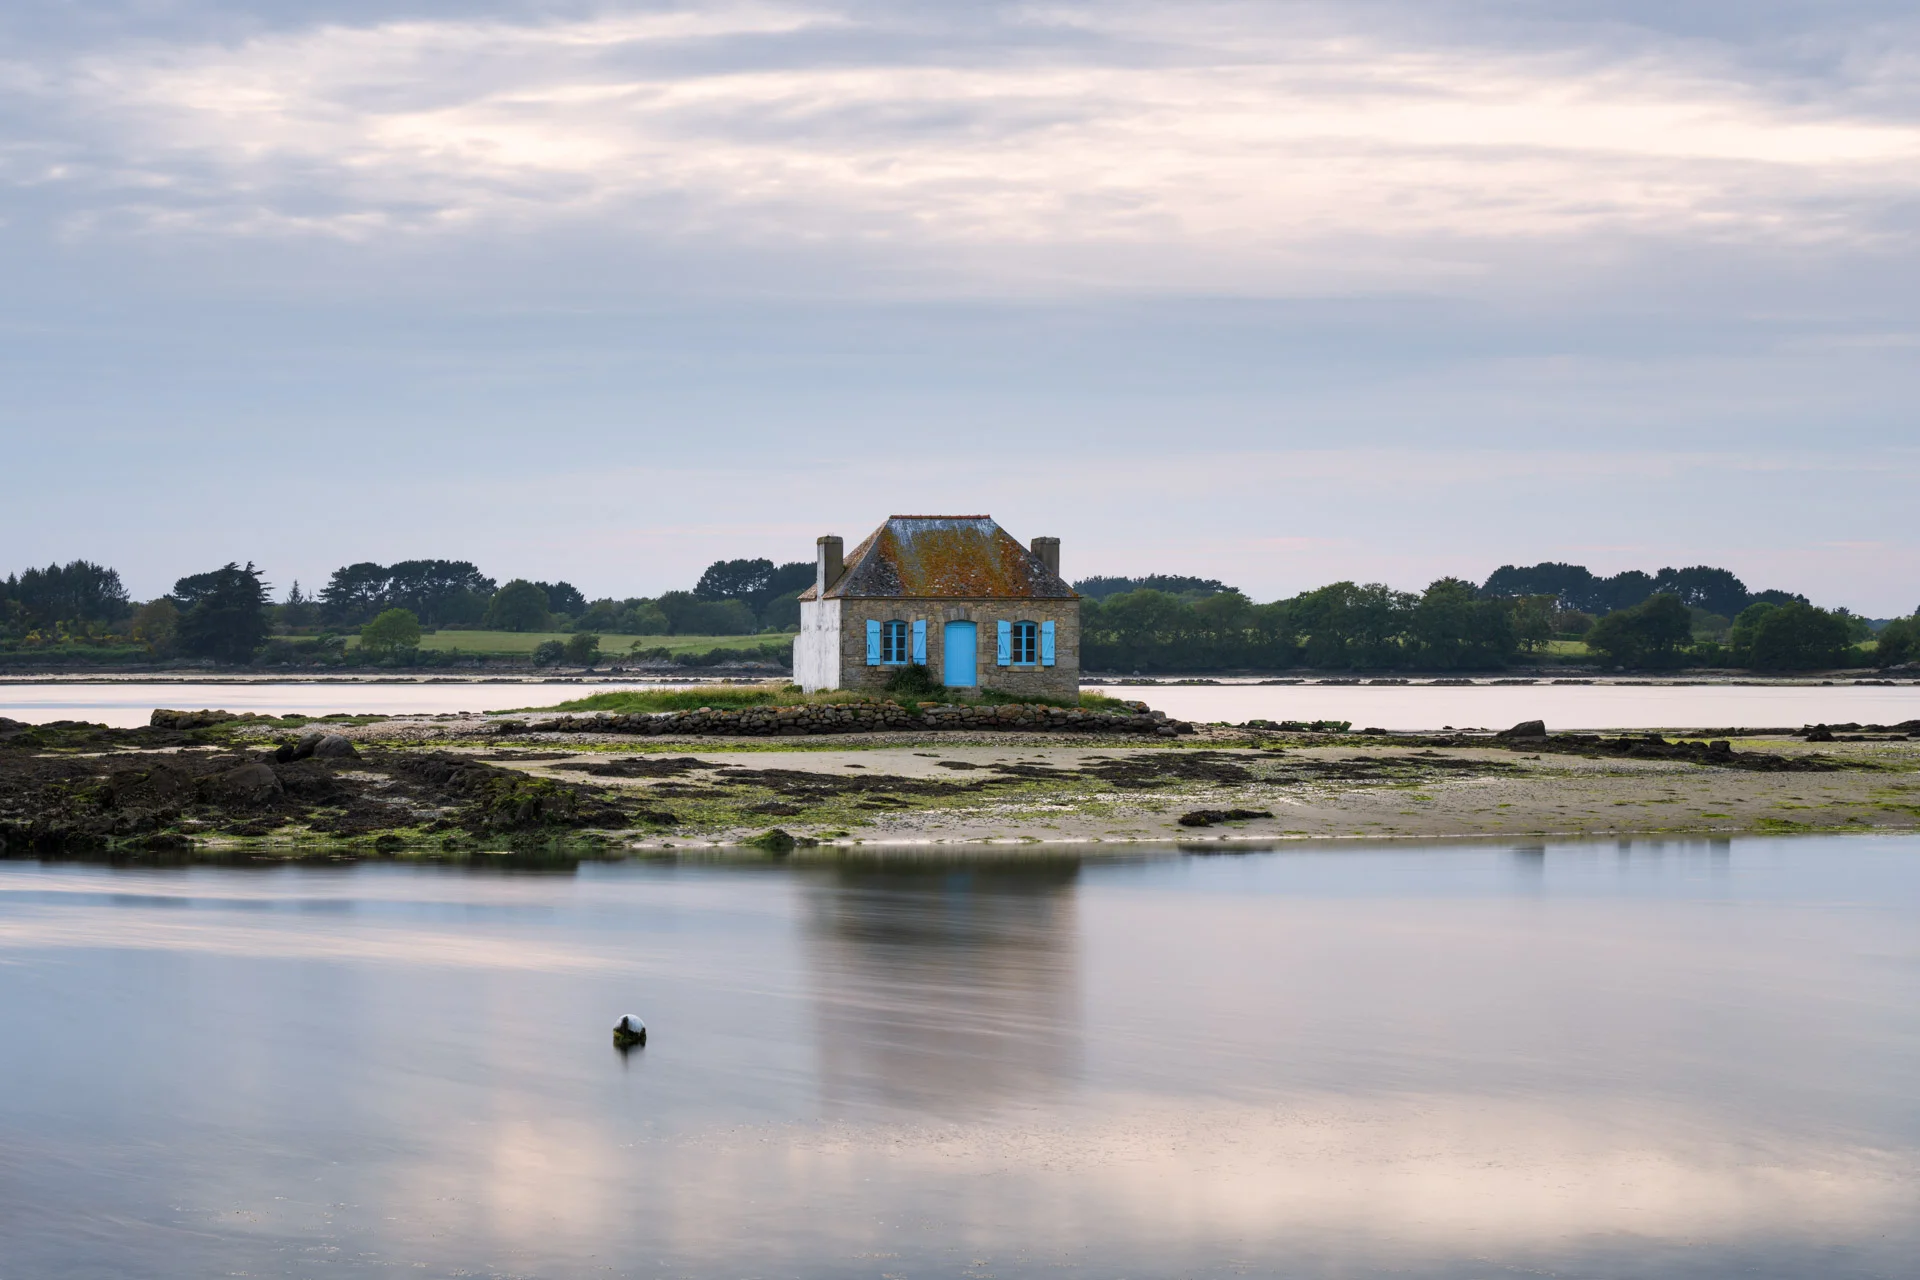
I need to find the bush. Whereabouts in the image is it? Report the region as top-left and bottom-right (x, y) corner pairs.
(531, 640), (566, 666)
(563, 632), (601, 665)
(671, 643), (792, 668)
(1876, 617), (1918, 668)
(656, 592), (758, 636)
(360, 608), (423, 656)
(1584, 594), (1692, 668)
(883, 663), (943, 697)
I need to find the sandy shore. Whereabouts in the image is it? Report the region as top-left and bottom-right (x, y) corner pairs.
(270, 717), (1920, 848)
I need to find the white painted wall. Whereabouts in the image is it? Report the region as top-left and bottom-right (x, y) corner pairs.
(794, 598), (842, 691)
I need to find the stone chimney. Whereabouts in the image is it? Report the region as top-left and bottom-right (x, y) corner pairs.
(816, 535), (844, 595)
(1031, 536), (1060, 578)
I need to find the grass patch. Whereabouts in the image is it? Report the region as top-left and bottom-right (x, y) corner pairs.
(535, 684), (1144, 715)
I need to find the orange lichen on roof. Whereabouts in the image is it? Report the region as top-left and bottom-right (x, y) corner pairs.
(801, 516), (1074, 600)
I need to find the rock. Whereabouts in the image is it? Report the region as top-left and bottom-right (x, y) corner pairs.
(1178, 808), (1274, 827)
(150, 708), (236, 730)
(1498, 719), (1547, 739)
(745, 827), (800, 854)
(205, 762), (284, 805)
(1803, 725), (1836, 743)
(106, 762), (200, 810)
(311, 734), (359, 759)
(282, 731), (326, 761)
(613, 1015), (647, 1048)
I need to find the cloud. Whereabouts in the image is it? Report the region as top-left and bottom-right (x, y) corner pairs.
(9, 1), (1920, 290)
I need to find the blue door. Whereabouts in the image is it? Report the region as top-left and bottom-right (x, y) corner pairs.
(942, 621), (977, 687)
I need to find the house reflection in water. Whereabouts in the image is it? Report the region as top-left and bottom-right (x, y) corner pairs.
(800, 858), (1083, 1114)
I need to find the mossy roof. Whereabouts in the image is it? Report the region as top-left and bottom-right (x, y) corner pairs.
(800, 516), (1076, 601)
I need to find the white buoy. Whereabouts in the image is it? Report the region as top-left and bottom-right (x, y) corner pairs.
(613, 1014), (647, 1048)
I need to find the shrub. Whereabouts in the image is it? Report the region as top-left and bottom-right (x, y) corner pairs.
(563, 632), (601, 665)
(531, 640), (566, 666)
(1876, 617), (1918, 668)
(360, 608), (423, 656)
(883, 663), (943, 697)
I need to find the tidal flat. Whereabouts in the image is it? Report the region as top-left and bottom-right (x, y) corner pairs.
(4, 711), (1917, 856)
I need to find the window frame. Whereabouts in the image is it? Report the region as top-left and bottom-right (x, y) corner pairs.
(1009, 619), (1039, 666)
(880, 618), (911, 665)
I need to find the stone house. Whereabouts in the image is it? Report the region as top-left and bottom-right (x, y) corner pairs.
(794, 515), (1080, 697)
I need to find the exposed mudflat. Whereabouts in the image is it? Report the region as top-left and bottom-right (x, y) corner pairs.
(5, 711), (1916, 855)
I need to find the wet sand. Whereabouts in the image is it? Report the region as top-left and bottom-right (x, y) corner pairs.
(302, 718), (1920, 848)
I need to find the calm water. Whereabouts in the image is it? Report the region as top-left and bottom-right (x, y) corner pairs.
(1120, 681), (1920, 731)
(2, 839), (1916, 1278)
(0, 681), (669, 727)
(5, 679), (1920, 730)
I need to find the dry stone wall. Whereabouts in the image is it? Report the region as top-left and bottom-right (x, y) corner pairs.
(498, 699), (1191, 738)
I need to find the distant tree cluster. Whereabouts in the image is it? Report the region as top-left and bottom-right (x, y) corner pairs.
(1083, 579), (1522, 672)
(1481, 562), (1803, 619)
(318, 560), (498, 628)
(6, 550), (1910, 674)
(1073, 574), (1235, 602)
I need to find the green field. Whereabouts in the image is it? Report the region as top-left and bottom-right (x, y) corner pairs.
(342, 630), (796, 656)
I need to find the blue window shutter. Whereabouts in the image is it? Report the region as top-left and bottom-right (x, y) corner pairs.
(866, 619), (881, 665)
(996, 620), (1012, 666)
(912, 619), (927, 664)
(1041, 620), (1056, 666)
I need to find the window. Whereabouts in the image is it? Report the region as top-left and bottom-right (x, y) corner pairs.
(1010, 620), (1038, 665)
(881, 619), (910, 664)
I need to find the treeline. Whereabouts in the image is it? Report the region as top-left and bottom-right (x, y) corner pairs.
(6, 553), (1912, 673)
(1072, 560), (1910, 673)
(1082, 579), (1534, 672)
(0, 554), (815, 668)
(1481, 561), (1802, 620)
(309, 557), (813, 637)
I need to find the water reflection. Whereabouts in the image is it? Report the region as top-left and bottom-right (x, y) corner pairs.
(0, 840), (1915, 1278)
(801, 857), (1083, 1113)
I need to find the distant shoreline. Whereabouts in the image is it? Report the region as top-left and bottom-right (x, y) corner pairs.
(1, 672), (1913, 687)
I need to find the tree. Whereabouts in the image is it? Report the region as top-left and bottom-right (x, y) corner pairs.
(1510, 595), (1556, 652)
(532, 580), (586, 617)
(281, 580), (316, 630)
(360, 608), (423, 657)
(1875, 616), (1918, 669)
(383, 560), (496, 626)
(1410, 578), (1517, 670)
(1583, 593), (1693, 668)
(319, 560), (496, 627)
(695, 558), (775, 602)
(1290, 582), (1417, 669)
(318, 562), (391, 626)
(657, 591), (757, 635)
(563, 632), (601, 665)
(173, 562), (271, 663)
(1484, 561), (1801, 619)
(1731, 601), (1850, 671)
(485, 580), (550, 632)
(5, 560), (131, 629)
(1073, 574), (1236, 602)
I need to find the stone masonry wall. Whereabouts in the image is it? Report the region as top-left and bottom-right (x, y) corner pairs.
(833, 598), (1081, 698)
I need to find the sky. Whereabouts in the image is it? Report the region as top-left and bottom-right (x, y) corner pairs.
(3, 1), (1917, 612)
